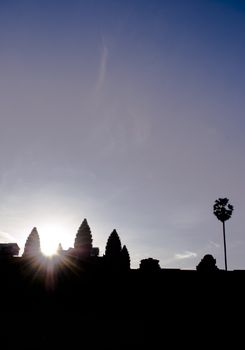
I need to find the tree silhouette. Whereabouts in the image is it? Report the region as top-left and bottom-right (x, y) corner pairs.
(74, 219), (93, 257)
(22, 227), (41, 257)
(139, 258), (161, 272)
(120, 245), (130, 270)
(105, 229), (122, 258)
(213, 198), (234, 271)
(196, 254), (219, 271)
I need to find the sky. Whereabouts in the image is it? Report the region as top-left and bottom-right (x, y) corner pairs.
(0, 0), (245, 269)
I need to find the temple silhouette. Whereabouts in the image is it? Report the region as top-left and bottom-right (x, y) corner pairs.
(0, 218), (243, 349)
(0, 217), (224, 273)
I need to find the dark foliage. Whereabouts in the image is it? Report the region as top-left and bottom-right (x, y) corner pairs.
(139, 258), (161, 272)
(213, 198), (234, 222)
(196, 254), (219, 271)
(213, 197), (234, 271)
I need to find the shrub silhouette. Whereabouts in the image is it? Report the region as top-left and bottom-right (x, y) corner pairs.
(196, 254), (219, 271)
(139, 258), (161, 272)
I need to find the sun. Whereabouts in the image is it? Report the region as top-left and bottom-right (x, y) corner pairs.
(38, 222), (70, 256)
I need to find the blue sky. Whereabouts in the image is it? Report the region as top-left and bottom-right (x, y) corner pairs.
(0, 0), (245, 269)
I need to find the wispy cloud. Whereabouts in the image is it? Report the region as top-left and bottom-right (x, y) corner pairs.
(209, 240), (220, 248)
(0, 230), (16, 243)
(160, 250), (198, 267)
(174, 251), (197, 260)
(95, 39), (109, 92)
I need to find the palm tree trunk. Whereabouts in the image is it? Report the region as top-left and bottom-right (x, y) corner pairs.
(223, 221), (227, 271)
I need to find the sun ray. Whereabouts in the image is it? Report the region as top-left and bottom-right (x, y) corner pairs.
(38, 222), (70, 256)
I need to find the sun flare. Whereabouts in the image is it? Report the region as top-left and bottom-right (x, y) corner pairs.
(39, 223), (69, 256)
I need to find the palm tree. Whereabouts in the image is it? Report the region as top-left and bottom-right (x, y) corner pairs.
(213, 198), (234, 271)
